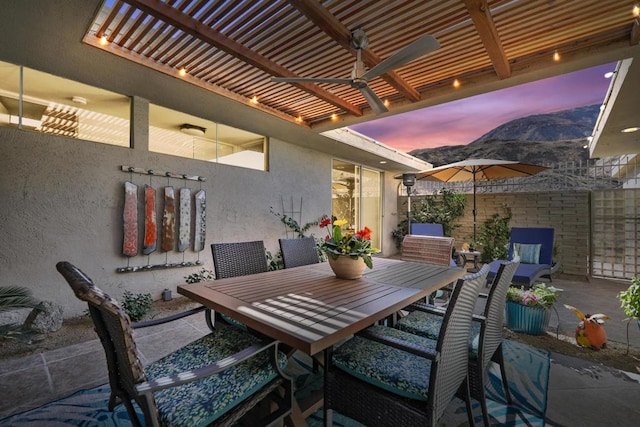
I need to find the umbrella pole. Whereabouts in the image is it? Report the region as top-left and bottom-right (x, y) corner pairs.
(473, 173), (477, 242)
(407, 190), (411, 234)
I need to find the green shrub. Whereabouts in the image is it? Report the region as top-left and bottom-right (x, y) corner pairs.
(266, 250), (284, 271)
(618, 277), (640, 319)
(477, 205), (512, 262)
(392, 188), (466, 248)
(185, 268), (215, 283)
(0, 286), (40, 313)
(122, 290), (153, 321)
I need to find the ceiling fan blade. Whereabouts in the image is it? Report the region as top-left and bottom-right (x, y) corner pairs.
(271, 77), (352, 85)
(361, 34), (440, 81)
(359, 86), (388, 115)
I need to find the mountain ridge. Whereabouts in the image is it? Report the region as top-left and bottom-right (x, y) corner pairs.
(408, 104), (598, 167)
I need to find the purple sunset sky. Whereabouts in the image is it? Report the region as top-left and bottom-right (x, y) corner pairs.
(350, 62), (616, 153)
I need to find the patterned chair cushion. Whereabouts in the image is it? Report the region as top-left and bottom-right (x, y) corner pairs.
(396, 311), (443, 340)
(396, 311), (481, 360)
(220, 314), (248, 331)
(146, 324), (288, 427)
(332, 325), (437, 401)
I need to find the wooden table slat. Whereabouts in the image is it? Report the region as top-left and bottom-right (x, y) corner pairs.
(178, 257), (465, 355)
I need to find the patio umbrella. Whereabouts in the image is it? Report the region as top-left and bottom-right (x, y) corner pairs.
(415, 159), (549, 241)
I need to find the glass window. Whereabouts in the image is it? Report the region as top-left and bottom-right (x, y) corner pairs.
(0, 60), (130, 146)
(149, 104), (267, 171)
(332, 160), (382, 249)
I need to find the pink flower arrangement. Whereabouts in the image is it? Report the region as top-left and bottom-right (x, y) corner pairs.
(507, 283), (561, 309)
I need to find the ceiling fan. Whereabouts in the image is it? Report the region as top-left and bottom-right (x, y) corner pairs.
(271, 29), (440, 115)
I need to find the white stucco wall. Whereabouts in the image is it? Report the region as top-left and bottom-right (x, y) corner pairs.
(0, 127), (335, 317)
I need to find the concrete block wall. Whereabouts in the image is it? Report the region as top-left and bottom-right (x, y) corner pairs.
(401, 191), (591, 277)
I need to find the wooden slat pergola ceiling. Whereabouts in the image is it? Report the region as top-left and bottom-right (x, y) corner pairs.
(84, 0), (638, 129)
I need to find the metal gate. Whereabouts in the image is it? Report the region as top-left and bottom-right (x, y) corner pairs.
(591, 188), (640, 279)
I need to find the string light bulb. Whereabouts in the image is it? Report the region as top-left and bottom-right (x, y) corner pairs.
(383, 99), (390, 107)
(331, 113), (338, 121)
(453, 79), (461, 88)
(553, 50), (560, 61)
(178, 67), (187, 76)
(99, 35), (108, 46)
(296, 116), (303, 123)
(250, 96), (258, 104)
(633, 3), (640, 17)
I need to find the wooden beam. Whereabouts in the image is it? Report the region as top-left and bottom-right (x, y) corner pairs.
(125, 0), (362, 117)
(631, 19), (640, 46)
(288, 0), (421, 102)
(463, 0), (511, 79)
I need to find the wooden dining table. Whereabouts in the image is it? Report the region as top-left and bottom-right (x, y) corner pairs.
(178, 256), (465, 425)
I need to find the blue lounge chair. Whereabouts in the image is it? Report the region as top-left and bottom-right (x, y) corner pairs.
(410, 222), (445, 236)
(488, 227), (560, 286)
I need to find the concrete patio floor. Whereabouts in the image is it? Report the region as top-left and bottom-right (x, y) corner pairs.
(1, 274), (640, 425)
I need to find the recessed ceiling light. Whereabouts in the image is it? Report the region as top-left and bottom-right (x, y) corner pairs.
(621, 127), (640, 133)
(71, 96), (87, 105)
(379, 160), (387, 164)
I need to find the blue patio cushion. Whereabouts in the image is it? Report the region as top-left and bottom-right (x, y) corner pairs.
(410, 223), (444, 237)
(145, 326), (287, 427)
(513, 243), (541, 264)
(506, 228), (554, 266)
(489, 261), (551, 285)
(395, 311), (480, 359)
(332, 325), (437, 400)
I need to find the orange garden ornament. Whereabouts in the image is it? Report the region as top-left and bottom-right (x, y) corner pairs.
(564, 304), (610, 350)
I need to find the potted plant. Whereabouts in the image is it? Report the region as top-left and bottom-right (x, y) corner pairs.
(319, 216), (380, 279)
(618, 276), (640, 333)
(505, 283), (562, 335)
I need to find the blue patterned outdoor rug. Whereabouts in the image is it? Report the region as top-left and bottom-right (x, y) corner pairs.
(1, 340), (549, 426)
(296, 339), (550, 427)
(0, 385), (139, 426)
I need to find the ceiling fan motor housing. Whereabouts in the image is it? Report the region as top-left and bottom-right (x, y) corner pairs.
(351, 29), (369, 50)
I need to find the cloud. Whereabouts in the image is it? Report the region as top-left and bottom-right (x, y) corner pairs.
(350, 63), (615, 152)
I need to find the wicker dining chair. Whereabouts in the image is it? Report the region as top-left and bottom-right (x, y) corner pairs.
(324, 266), (486, 427)
(395, 258), (520, 426)
(402, 234), (458, 304)
(278, 237), (320, 268)
(211, 240), (269, 278)
(401, 234), (455, 266)
(56, 261), (292, 427)
(208, 240), (269, 330)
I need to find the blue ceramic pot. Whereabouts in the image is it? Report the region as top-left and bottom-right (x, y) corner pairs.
(505, 301), (551, 335)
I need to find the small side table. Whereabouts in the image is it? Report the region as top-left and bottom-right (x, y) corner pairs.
(458, 250), (481, 272)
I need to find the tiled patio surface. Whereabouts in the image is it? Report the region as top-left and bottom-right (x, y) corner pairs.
(2, 274), (640, 425)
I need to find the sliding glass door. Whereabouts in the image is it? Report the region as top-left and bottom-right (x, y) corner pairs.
(331, 160), (382, 249)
